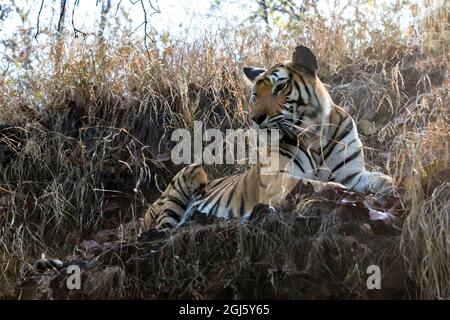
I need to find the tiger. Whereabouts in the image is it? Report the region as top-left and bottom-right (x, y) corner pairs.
(142, 164), (208, 230)
(142, 45), (395, 231)
(142, 162), (344, 230)
(243, 45), (394, 195)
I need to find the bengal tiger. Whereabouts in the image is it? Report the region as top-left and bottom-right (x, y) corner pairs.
(142, 162), (344, 230)
(142, 45), (395, 230)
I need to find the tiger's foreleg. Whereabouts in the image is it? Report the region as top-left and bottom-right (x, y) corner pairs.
(260, 170), (346, 207)
(318, 112), (395, 197)
(345, 170), (395, 197)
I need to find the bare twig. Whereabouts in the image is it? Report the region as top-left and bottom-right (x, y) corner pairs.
(34, 0), (45, 39)
(140, 0), (150, 52)
(114, 0), (123, 16)
(127, 0), (161, 53)
(57, 0), (67, 32)
(99, 0), (112, 39)
(147, 0), (160, 13)
(72, 0), (87, 38)
(128, 21), (145, 37)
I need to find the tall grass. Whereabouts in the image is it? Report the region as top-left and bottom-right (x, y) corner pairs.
(0, 0), (448, 298)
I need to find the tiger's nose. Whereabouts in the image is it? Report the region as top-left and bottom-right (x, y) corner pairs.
(252, 114), (267, 125)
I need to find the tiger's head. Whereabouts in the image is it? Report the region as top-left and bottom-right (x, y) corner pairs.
(244, 45), (334, 142)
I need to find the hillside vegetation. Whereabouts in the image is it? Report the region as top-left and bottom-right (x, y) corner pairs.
(0, 1), (448, 299)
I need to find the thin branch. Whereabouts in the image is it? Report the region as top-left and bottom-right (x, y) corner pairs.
(147, 0), (160, 14)
(34, 0), (45, 39)
(128, 21), (145, 37)
(125, 0), (162, 53)
(57, 0), (67, 32)
(114, 0), (123, 16)
(140, 0), (150, 52)
(71, 0), (86, 38)
(132, 0), (161, 52)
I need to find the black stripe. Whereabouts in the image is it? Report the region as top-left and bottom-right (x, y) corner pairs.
(226, 178), (240, 207)
(298, 75), (311, 99)
(279, 144), (295, 157)
(297, 144), (315, 170)
(323, 124), (339, 151)
(286, 87), (292, 96)
(295, 112), (305, 123)
(293, 81), (306, 106)
(175, 176), (190, 202)
(200, 175), (242, 218)
(311, 86), (322, 112)
(167, 195), (187, 210)
(333, 138), (358, 157)
(159, 222), (175, 229)
(268, 114), (284, 122)
(279, 148), (304, 172)
(198, 179), (233, 211)
(340, 171), (360, 185)
(350, 174), (364, 190)
(209, 192), (224, 217)
(239, 193), (246, 218)
(273, 85), (282, 95)
(162, 209), (181, 222)
(208, 176), (229, 188)
(321, 118), (353, 164)
(238, 170), (249, 218)
(333, 118), (354, 143)
(331, 149), (362, 174)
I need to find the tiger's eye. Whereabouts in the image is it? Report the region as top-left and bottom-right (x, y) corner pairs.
(274, 82), (288, 95)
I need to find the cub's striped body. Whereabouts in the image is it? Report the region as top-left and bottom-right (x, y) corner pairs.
(143, 45), (394, 230)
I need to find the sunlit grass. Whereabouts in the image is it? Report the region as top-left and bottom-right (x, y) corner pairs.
(0, 0), (448, 299)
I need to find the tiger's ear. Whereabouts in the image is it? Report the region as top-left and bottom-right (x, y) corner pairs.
(292, 45), (318, 75)
(243, 67), (266, 82)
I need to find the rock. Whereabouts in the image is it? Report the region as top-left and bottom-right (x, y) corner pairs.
(35, 254), (50, 273)
(48, 258), (64, 270)
(359, 119), (377, 136)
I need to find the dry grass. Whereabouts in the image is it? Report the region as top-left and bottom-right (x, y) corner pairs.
(11, 189), (412, 300)
(0, 3), (448, 299)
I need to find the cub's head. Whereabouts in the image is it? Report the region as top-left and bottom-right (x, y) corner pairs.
(244, 45), (333, 140)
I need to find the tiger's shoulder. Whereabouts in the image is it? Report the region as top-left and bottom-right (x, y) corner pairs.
(328, 104), (353, 124)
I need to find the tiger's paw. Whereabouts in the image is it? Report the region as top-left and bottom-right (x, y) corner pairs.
(367, 172), (396, 198)
(304, 179), (347, 193)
